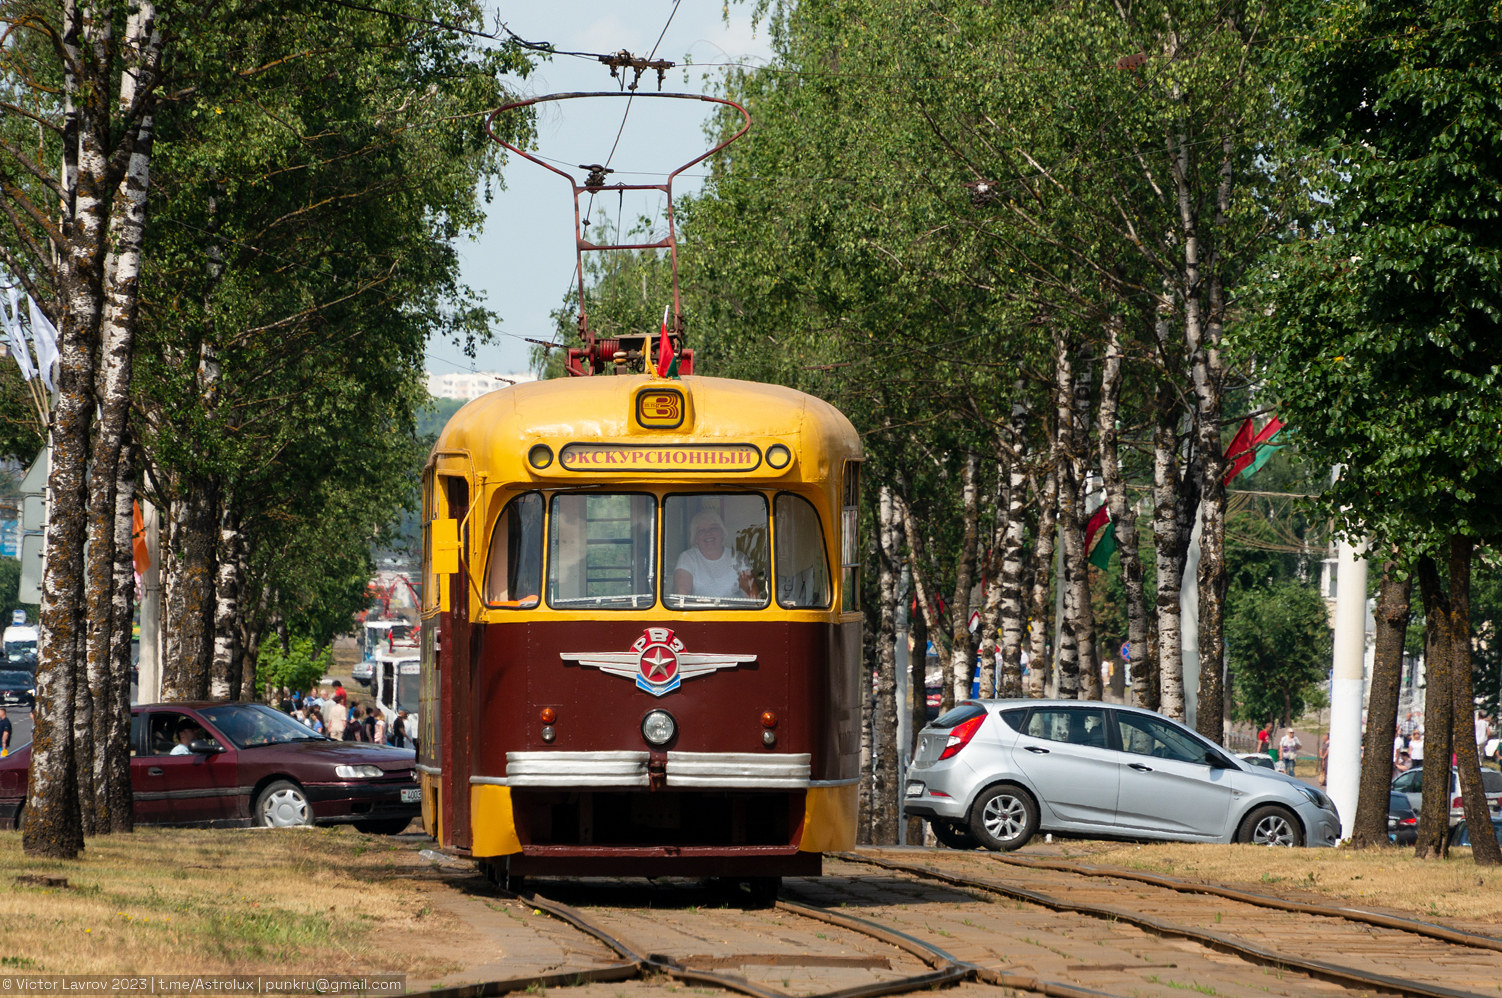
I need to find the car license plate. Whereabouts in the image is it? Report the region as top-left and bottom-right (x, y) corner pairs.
(401, 788), (422, 803)
(905, 782), (923, 798)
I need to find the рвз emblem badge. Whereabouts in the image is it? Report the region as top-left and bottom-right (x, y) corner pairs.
(561, 627), (756, 696)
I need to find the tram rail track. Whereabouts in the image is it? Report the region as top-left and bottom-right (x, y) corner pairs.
(419, 846), (1502, 998)
(840, 847), (1502, 998)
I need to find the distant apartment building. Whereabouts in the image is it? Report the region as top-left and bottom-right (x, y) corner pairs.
(426, 371), (535, 401)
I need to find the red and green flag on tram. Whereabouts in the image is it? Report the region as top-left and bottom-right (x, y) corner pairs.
(655, 305), (681, 379)
(1085, 415), (1286, 571)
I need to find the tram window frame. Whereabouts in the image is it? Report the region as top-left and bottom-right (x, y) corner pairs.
(420, 472), (437, 614)
(662, 493), (771, 611)
(483, 491), (543, 609)
(840, 462), (861, 613)
(545, 492), (658, 611)
(773, 493), (832, 610)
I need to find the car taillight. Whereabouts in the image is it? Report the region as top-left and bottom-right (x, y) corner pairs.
(1400, 816), (1417, 826)
(1453, 796), (1465, 810)
(939, 715), (985, 760)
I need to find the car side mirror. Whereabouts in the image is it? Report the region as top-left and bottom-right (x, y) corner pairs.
(190, 739), (223, 755)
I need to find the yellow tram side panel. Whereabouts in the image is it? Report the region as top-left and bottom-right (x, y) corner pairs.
(417, 450), (474, 845)
(798, 784), (860, 852)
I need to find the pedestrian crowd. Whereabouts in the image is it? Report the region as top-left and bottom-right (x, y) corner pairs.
(268, 683), (413, 750)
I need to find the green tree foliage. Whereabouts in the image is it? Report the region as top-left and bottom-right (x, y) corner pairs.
(1251, 0), (1502, 548)
(1227, 578), (1331, 726)
(253, 635), (333, 701)
(131, 0), (535, 652)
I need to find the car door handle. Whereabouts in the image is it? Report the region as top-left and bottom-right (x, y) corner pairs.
(148, 767), (163, 776)
(1129, 763), (1153, 772)
(1025, 746), (1050, 754)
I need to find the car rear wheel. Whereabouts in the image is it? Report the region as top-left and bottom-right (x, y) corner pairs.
(1237, 804), (1302, 846)
(969, 783), (1038, 851)
(256, 780), (312, 828)
(930, 819), (979, 850)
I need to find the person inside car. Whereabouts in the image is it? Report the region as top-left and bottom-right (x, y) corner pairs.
(170, 726), (206, 755)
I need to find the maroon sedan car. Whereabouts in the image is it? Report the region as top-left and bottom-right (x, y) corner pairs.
(0, 702), (419, 833)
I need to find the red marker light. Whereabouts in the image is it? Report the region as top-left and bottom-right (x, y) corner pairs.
(540, 707), (557, 724)
(761, 711), (777, 729)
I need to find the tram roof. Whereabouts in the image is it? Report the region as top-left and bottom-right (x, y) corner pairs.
(430, 374), (862, 486)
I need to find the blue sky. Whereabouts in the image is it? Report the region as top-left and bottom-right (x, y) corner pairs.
(424, 2), (773, 378)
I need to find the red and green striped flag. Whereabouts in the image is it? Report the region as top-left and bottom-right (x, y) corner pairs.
(655, 305), (672, 378)
(1086, 505), (1116, 569)
(1224, 416), (1286, 484)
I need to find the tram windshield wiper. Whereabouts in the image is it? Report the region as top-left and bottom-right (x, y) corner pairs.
(667, 595), (767, 609)
(550, 594), (655, 609)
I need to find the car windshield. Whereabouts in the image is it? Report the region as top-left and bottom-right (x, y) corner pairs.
(0, 671), (32, 685)
(196, 703), (326, 748)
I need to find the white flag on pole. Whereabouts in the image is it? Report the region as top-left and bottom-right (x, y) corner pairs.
(27, 296), (57, 392)
(3, 287), (35, 381)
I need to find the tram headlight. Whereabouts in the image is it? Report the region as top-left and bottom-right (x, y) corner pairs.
(641, 709), (676, 746)
(527, 444), (553, 470)
(766, 444), (792, 470)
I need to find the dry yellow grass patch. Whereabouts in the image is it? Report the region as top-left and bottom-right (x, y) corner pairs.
(1046, 840), (1502, 923)
(0, 826), (465, 976)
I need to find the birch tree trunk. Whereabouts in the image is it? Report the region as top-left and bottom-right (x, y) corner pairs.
(1053, 335), (1081, 699)
(1152, 375), (1196, 720)
(996, 389), (1030, 698)
(211, 496), (241, 699)
(892, 485), (950, 707)
(1026, 459), (1058, 698)
(27, 0), (108, 859)
(1098, 320), (1149, 707)
(82, 49), (157, 831)
(906, 608), (928, 843)
(1174, 122), (1230, 742)
(947, 452), (982, 705)
(871, 485), (901, 844)
(100, 435), (137, 832)
(1070, 339), (1099, 700)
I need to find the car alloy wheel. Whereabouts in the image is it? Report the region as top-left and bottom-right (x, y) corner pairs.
(969, 783), (1039, 851)
(256, 780), (312, 828)
(1240, 804), (1303, 847)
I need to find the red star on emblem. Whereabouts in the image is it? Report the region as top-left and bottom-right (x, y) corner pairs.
(638, 641), (678, 684)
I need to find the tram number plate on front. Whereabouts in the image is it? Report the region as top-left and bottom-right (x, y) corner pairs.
(905, 782), (923, 798)
(401, 788), (422, 803)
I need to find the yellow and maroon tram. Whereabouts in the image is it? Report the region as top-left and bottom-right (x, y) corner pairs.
(417, 373), (863, 890)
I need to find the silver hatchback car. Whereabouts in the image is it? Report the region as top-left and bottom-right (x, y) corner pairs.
(904, 699), (1340, 850)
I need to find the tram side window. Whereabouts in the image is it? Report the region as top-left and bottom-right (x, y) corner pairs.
(663, 494), (769, 610)
(484, 492), (542, 608)
(774, 494), (830, 609)
(547, 493), (656, 609)
(841, 462), (861, 612)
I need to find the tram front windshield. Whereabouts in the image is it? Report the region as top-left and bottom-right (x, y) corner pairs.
(532, 491), (829, 611)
